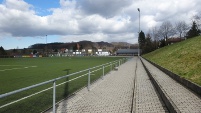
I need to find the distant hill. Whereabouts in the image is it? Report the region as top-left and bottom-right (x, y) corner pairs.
(28, 40), (135, 50)
(143, 36), (201, 86)
(4, 40), (138, 56)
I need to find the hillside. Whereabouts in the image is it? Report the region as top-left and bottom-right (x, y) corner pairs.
(143, 36), (201, 86)
(28, 41), (121, 50)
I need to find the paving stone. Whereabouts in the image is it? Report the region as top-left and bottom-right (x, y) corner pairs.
(45, 57), (172, 113)
(46, 57), (137, 113)
(141, 58), (201, 112)
(133, 58), (168, 113)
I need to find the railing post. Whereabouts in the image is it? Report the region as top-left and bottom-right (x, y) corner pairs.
(53, 81), (56, 113)
(110, 62), (112, 71)
(88, 68), (91, 91)
(116, 62), (118, 68)
(102, 65), (105, 79)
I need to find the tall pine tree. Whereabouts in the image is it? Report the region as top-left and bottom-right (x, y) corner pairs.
(186, 21), (200, 38)
(139, 30), (146, 49)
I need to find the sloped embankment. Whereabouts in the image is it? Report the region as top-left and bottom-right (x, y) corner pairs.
(143, 36), (201, 86)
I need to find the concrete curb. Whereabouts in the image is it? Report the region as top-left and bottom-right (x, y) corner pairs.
(142, 57), (201, 97)
(140, 57), (180, 113)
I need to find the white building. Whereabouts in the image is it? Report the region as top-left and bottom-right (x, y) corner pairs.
(96, 51), (110, 56)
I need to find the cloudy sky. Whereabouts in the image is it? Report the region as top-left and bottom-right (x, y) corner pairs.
(0, 0), (200, 49)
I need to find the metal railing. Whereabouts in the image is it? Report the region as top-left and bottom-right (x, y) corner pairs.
(0, 58), (128, 113)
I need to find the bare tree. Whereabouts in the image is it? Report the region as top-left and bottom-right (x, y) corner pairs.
(149, 26), (159, 49)
(175, 21), (189, 38)
(158, 21), (175, 42)
(151, 26), (159, 41)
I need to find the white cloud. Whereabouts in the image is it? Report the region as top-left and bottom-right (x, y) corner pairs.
(78, 0), (132, 17)
(0, 0), (201, 45)
(60, 32), (136, 44)
(142, 15), (158, 28)
(60, 33), (108, 43)
(4, 0), (33, 12)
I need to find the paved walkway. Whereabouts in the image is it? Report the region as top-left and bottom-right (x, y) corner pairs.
(46, 57), (170, 113)
(46, 57), (136, 113)
(133, 58), (168, 113)
(141, 58), (201, 113)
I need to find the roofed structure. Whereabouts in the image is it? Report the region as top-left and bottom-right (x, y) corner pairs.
(116, 49), (139, 56)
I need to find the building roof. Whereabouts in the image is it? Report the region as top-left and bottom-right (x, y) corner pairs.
(116, 49), (138, 54)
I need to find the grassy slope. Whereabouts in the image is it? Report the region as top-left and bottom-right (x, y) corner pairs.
(143, 36), (201, 86)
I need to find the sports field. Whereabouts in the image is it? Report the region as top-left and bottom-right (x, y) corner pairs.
(0, 56), (126, 113)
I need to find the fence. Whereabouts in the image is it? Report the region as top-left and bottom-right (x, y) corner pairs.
(0, 58), (128, 113)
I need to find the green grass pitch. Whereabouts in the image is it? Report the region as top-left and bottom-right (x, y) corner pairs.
(0, 56), (125, 113)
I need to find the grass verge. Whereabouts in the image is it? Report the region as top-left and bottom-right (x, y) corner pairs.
(143, 36), (201, 86)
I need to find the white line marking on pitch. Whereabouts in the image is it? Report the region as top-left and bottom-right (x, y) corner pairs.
(0, 66), (37, 72)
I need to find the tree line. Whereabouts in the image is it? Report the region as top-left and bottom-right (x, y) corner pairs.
(139, 14), (201, 54)
(0, 46), (7, 56)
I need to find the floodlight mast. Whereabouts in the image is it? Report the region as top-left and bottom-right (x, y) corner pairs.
(46, 35), (47, 44)
(137, 8), (140, 56)
(46, 35), (47, 56)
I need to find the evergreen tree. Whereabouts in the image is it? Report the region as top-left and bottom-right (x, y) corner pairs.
(186, 21), (200, 38)
(80, 45), (83, 50)
(0, 46), (7, 55)
(139, 30), (146, 49)
(143, 34), (154, 54)
(73, 43), (78, 52)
